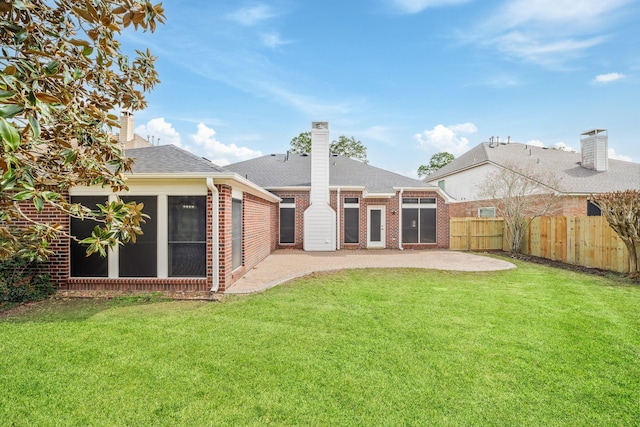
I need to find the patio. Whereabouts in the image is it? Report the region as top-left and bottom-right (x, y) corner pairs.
(225, 249), (515, 294)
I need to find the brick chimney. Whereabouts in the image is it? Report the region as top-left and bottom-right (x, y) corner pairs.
(580, 129), (608, 172)
(119, 110), (134, 145)
(303, 122), (336, 251)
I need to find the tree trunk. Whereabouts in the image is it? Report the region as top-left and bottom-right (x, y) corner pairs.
(621, 237), (638, 274)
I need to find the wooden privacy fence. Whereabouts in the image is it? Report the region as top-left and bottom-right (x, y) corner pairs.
(450, 216), (630, 273)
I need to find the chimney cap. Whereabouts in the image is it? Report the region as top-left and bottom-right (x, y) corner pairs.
(581, 128), (607, 137)
(312, 122), (328, 130)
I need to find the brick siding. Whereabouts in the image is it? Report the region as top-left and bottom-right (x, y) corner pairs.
(449, 195), (590, 218)
(271, 189), (450, 250)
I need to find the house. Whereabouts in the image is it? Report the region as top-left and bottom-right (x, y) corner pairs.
(43, 143), (280, 293)
(226, 122), (452, 251)
(427, 129), (640, 218)
(38, 120), (451, 294)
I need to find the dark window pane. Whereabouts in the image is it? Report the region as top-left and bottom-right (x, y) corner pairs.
(420, 198), (436, 204)
(587, 201), (601, 216)
(119, 196), (157, 277)
(370, 209), (381, 242)
(168, 196), (206, 277)
(402, 208), (418, 243)
(169, 196), (206, 242)
(403, 198), (418, 204)
(168, 243), (206, 276)
(419, 208), (437, 243)
(70, 196), (108, 277)
(232, 198), (242, 270)
(344, 208), (359, 243)
(280, 207), (295, 244)
(344, 197), (359, 204)
(281, 197), (295, 204)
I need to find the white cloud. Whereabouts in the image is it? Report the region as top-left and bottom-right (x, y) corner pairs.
(261, 32), (292, 49)
(493, 32), (605, 67)
(189, 123), (262, 166)
(227, 5), (276, 26)
(593, 72), (625, 83)
(390, 0), (470, 14)
(414, 123), (477, 156)
(608, 148), (632, 162)
(135, 118), (182, 147)
(553, 142), (577, 152)
(468, 0), (632, 67)
(500, 0), (631, 27)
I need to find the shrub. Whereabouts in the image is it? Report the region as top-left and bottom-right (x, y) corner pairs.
(0, 258), (55, 309)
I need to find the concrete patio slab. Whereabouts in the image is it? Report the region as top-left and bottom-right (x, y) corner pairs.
(225, 250), (515, 294)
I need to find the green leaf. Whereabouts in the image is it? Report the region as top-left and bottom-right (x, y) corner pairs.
(0, 117), (20, 150)
(0, 104), (24, 119)
(13, 190), (33, 201)
(82, 46), (94, 56)
(44, 61), (59, 75)
(14, 30), (28, 44)
(28, 115), (40, 138)
(33, 196), (44, 212)
(0, 90), (15, 99)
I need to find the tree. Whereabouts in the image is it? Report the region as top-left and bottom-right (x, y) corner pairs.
(478, 163), (562, 254)
(418, 152), (454, 178)
(289, 132), (368, 163)
(0, 1), (166, 261)
(590, 190), (640, 276)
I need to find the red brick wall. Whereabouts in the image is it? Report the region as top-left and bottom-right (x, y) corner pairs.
(449, 195), (590, 218)
(217, 184), (233, 291)
(273, 190), (310, 250)
(238, 192), (278, 277)
(13, 197), (70, 289)
(271, 189), (450, 250)
(400, 191), (450, 249)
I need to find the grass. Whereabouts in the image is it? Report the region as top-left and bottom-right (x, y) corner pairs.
(1, 258), (639, 426)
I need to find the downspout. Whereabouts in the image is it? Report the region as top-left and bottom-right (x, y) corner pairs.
(399, 188), (404, 250)
(206, 178), (219, 292)
(336, 187), (341, 250)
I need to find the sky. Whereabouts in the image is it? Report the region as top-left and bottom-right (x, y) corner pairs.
(121, 0), (640, 178)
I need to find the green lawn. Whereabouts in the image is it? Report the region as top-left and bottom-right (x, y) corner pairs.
(1, 258), (639, 426)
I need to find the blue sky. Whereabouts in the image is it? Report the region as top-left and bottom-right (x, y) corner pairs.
(122, 0), (640, 178)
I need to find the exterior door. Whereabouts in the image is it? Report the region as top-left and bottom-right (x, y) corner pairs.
(367, 206), (385, 248)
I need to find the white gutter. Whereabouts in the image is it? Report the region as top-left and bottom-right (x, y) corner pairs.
(398, 188), (404, 250)
(206, 178), (219, 292)
(123, 172), (280, 203)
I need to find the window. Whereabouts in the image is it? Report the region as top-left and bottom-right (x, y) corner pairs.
(168, 196), (206, 277)
(478, 207), (496, 218)
(344, 197), (359, 244)
(70, 196), (108, 277)
(232, 198), (242, 270)
(587, 200), (601, 216)
(402, 197), (437, 244)
(279, 198), (295, 244)
(119, 196), (157, 277)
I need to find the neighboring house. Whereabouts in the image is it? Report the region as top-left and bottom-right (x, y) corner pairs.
(226, 122), (452, 252)
(427, 129), (640, 218)
(118, 110), (153, 149)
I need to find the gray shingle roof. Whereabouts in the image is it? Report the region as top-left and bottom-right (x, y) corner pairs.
(226, 153), (429, 193)
(124, 144), (228, 174)
(428, 142), (640, 194)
